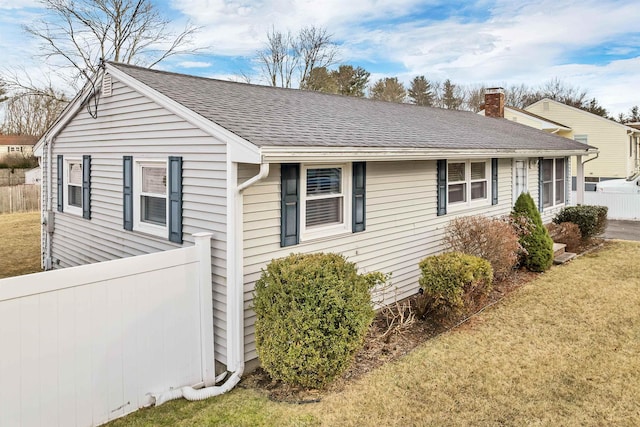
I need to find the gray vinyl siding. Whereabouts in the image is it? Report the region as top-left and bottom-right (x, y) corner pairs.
(240, 159), (513, 362)
(49, 78), (230, 364)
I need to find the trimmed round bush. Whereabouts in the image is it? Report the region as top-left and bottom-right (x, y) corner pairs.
(511, 192), (554, 272)
(417, 252), (492, 320)
(553, 205), (608, 240)
(253, 253), (375, 389)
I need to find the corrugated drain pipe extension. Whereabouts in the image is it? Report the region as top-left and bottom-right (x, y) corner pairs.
(152, 162), (270, 406)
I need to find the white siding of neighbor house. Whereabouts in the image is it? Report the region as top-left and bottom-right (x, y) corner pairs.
(240, 159), (514, 362)
(49, 78), (230, 364)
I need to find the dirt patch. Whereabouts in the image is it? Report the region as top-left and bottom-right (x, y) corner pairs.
(240, 240), (603, 403)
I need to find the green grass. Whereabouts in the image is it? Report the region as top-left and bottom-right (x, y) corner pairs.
(107, 240), (640, 427)
(0, 211), (41, 278)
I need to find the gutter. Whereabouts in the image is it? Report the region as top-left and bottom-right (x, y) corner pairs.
(259, 146), (597, 163)
(153, 161), (270, 405)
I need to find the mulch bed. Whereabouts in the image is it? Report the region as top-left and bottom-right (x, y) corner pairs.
(239, 239), (604, 403)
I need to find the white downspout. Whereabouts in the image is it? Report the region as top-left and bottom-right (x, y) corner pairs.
(43, 138), (53, 270)
(153, 161), (269, 405)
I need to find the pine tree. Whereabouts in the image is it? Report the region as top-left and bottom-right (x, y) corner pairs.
(408, 75), (433, 106)
(512, 192), (554, 272)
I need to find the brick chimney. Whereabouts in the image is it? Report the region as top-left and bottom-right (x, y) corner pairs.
(484, 87), (505, 118)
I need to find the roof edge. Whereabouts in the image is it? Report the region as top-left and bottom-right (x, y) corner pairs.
(260, 146), (598, 163)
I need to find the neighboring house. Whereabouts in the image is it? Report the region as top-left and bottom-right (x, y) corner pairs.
(481, 93), (640, 190)
(0, 135), (37, 161)
(34, 64), (596, 374)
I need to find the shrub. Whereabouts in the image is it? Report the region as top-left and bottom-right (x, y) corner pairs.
(511, 192), (554, 272)
(553, 205), (608, 240)
(417, 252), (492, 320)
(444, 215), (521, 280)
(253, 253), (376, 389)
(546, 222), (582, 253)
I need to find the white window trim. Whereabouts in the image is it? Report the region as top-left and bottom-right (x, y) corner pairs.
(133, 159), (168, 238)
(300, 163), (352, 242)
(541, 158), (566, 209)
(513, 158), (528, 203)
(63, 157), (83, 216)
(447, 159), (491, 212)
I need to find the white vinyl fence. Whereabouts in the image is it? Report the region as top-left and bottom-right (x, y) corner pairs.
(0, 233), (215, 427)
(572, 191), (640, 220)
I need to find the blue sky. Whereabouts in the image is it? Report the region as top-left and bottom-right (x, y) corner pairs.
(1, 0), (639, 116)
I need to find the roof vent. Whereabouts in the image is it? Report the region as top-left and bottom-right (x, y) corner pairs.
(102, 74), (112, 97)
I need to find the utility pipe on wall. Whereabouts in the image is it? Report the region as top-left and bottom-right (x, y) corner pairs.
(152, 162), (270, 405)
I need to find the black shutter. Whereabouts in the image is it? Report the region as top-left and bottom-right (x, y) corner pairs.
(57, 155), (63, 212)
(352, 162), (366, 232)
(168, 156), (183, 244)
(82, 155), (91, 219)
(280, 164), (300, 247)
(491, 158), (498, 205)
(538, 157), (544, 213)
(123, 156), (133, 231)
(436, 159), (447, 216)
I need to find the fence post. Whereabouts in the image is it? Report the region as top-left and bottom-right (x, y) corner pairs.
(193, 232), (215, 386)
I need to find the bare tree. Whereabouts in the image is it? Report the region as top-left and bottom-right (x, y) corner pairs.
(257, 27), (298, 88)
(257, 25), (338, 89)
(0, 77), (8, 104)
(2, 88), (68, 137)
(24, 0), (200, 87)
(296, 26), (338, 87)
(464, 84), (485, 112)
(370, 77), (406, 103)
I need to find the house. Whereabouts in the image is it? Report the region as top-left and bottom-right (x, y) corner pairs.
(34, 63), (596, 376)
(0, 135), (37, 161)
(480, 92), (640, 190)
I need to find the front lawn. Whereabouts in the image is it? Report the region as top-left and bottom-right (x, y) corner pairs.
(107, 241), (640, 426)
(0, 211), (41, 278)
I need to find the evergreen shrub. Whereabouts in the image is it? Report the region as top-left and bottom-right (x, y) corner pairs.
(553, 205), (608, 240)
(511, 192), (554, 272)
(253, 253), (376, 389)
(417, 252), (492, 320)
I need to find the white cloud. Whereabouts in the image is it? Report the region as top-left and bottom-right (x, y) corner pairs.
(2, 0), (639, 115)
(177, 61), (213, 68)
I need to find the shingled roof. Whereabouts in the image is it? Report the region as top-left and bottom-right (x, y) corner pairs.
(0, 135), (38, 146)
(109, 62), (592, 154)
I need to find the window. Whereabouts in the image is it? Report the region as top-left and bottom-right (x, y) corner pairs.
(541, 158), (565, 209)
(280, 162), (365, 247)
(301, 164), (350, 240)
(447, 160), (490, 208)
(67, 160), (82, 209)
(134, 160), (168, 235)
(57, 155), (91, 218)
(124, 157), (182, 243)
(574, 134), (588, 144)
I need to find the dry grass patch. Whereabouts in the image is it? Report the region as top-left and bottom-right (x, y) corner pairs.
(307, 241), (640, 426)
(107, 241), (640, 427)
(0, 211), (41, 278)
